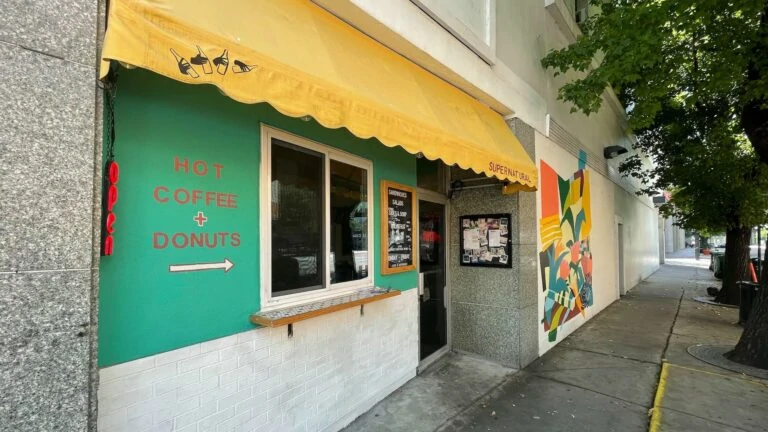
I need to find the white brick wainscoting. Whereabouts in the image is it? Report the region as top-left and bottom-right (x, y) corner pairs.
(97, 289), (418, 432)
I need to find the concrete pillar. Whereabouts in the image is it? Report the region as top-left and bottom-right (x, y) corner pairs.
(675, 225), (685, 251)
(448, 118), (538, 369)
(664, 218), (675, 254)
(0, 2), (103, 430)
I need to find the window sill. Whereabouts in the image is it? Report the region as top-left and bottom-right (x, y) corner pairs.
(259, 280), (374, 313)
(249, 288), (401, 328)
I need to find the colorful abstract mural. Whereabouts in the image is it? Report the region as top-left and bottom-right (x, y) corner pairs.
(539, 153), (593, 342)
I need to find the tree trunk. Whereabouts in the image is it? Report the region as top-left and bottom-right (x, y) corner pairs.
(730, 288), (768, 369)
(742, 102), (768, 166)
(730, 236), (768, 369)
(730, 1), (768, 372)
(715, 226), (751, 305)
(742, 2), (768, 165)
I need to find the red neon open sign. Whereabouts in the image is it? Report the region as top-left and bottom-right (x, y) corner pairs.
(102, 161), (119, 256)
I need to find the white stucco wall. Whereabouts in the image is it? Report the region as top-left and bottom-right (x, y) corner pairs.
(615, 187), (661, 289)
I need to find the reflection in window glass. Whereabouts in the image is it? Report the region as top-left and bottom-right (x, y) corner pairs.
(271, 139), (324, 296)
(330, 160), (368, 283)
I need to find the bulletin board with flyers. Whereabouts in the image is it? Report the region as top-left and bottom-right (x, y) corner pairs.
(459, 213), (512, 268)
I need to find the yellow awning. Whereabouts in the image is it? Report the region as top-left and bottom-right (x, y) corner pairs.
(100, 0), (537, 189)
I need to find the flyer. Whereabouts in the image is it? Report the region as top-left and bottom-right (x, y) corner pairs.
(488, 229), (501, 247)
(464, 228), (481, 250)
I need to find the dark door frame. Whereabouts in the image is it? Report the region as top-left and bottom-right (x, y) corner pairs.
(417, 189), (451, 372)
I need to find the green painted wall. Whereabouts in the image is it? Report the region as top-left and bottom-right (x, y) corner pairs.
(99, 69), (417, 366)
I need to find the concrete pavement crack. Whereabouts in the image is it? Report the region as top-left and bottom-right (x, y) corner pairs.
(530, 373), (650, 408)
(661, 285), (687, 361)
(533, 365), (653, 372)
(559, 345), (660, 366)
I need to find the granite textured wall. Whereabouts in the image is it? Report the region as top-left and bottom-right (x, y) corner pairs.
(0, 1), (102, 431)
(508, 118), (540, 369)
(448, 119), (538, 368)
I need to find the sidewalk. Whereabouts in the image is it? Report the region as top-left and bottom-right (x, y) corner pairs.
(345, 249), (768, 431)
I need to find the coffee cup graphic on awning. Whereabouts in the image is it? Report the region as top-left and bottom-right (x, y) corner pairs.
(170, 48), (199, 78)
(170, 46), (257, 78)
(190, 46), (212, 75)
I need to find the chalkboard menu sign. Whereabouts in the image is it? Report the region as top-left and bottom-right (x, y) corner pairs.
(459, 213), (512, 268)
(380, 180), (416, 274)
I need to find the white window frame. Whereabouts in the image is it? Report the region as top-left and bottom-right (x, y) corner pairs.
(410, 0), (497, 65)
(260, 125), (375, 311)
(574, 0), (589, 24)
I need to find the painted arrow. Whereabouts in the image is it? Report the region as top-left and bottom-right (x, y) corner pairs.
(169, 258), (234, 273)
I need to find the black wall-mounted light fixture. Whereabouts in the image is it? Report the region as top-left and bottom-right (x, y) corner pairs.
(448, 179), (464, 199)
(603, 145), (629, 159)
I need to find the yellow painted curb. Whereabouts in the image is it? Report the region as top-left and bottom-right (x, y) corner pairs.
(649, 362), (669, 432)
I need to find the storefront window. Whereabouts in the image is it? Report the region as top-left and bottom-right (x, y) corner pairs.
(271, 140), (325, 296)
(330, 160), (368, 283)
(262, 127), (373, 309)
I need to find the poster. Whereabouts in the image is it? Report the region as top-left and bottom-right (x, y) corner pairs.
(459, 213), (512, 268)
(488, 229), (501, 247)
(463, 228), (481, 250)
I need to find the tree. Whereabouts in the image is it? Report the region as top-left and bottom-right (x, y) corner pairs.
(541, 0), (768, 368)
(621, 101), (768, 305)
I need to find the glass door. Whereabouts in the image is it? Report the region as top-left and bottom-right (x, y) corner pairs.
(419, 199), (447, 361)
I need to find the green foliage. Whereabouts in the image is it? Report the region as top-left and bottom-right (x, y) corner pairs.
(541, 0), (768, 233)
(542, 0), (768, 129)
(620, 98), (768, 231)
